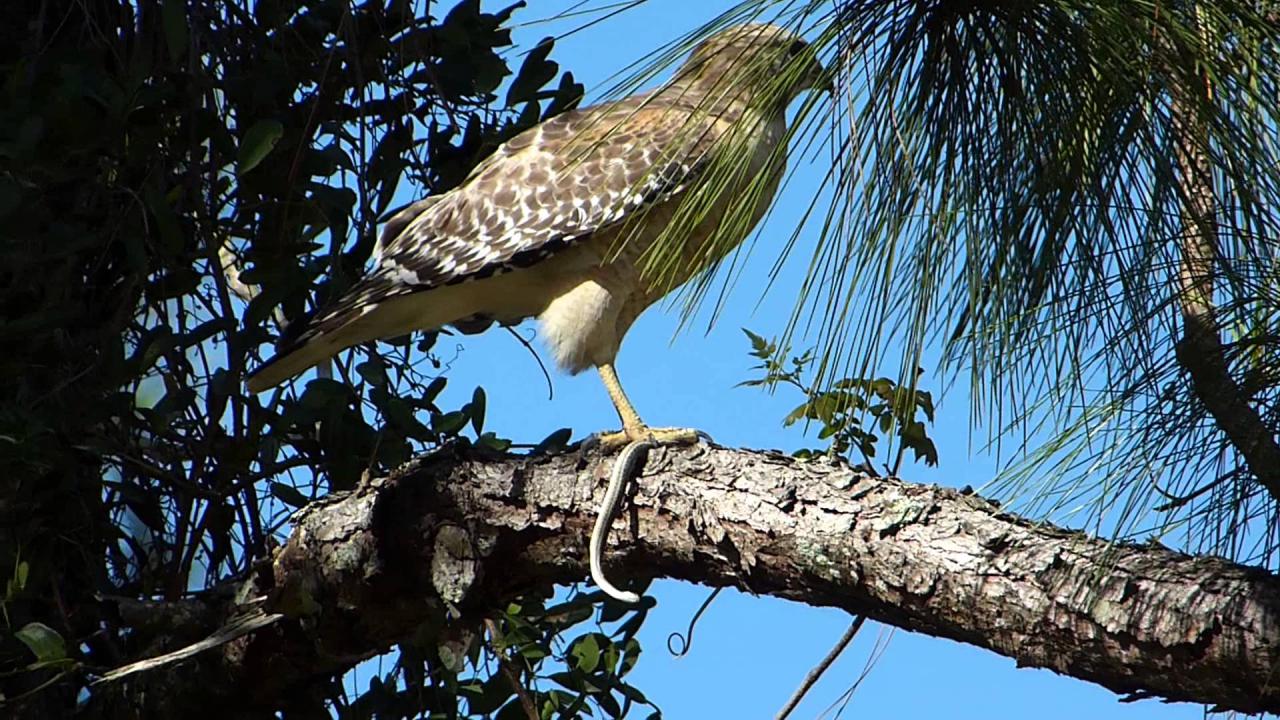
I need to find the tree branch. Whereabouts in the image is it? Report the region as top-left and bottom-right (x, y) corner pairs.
(92, 444), (1280, 717)
(1168, 24), (1280, 502)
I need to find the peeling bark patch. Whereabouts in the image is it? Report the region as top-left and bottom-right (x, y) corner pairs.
(874, 497), (932, 537)
(432, 524), (479, 605)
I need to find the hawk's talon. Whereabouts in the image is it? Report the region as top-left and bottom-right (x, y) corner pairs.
(592, 426), (703, 452)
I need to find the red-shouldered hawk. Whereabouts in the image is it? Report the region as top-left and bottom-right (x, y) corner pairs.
(247, 22), (827, 447)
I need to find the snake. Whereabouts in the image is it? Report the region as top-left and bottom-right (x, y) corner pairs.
(589, 438), (654, 604)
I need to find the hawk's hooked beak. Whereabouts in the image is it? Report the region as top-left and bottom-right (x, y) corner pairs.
(795, 51), (831, 97)
(810, 58), (833, 96)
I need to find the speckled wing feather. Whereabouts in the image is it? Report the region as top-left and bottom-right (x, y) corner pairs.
(277, 96), (720, 353)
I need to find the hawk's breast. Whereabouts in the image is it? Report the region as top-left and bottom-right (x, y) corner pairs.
(536, 108), (790, 374)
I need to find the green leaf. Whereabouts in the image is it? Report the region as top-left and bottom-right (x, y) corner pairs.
(916, 390), (935, 422)
(597, 689), (623, 718)
(236, 120), (284, 177)
(602, 638), (620, 675)
(372, 389), (431, 440)
(477, 432), (512, 452)
(437, 640), (465, 673)
(782, 402), (808, 426)
(598, 589), (647, 622)
(542, 598), (595, 629)
(742, 328), (770, 356)
(270, 482), (310, 509)
(505, 36), (558, 107)
(6, 560), (29, 601)
(306, 181), (357, 219)
(461, 674), (513, 714)
(368, 125), (412, 214)
(356, 359), (387, 386)
(619, 638), (642, 676)
(543, 71), (584, 118)
(899, 421), (939, 467)
(570, 634), (600, 673)
(531, 427), (573, 455)
(547, 670), (581, 691)
(417, 331), (439, 355)
(468, 386), (486, 435)
(119, 480), (166, 531)
(434, 410), (469, 435)
(547, 689), (575, 709)
(421, 375), (447, 403)
(518, 643), (548, 661)
(514, 99), (540, 130)
(299, 378), (351, 413)
(616, 680), (649, 704)
(176, 317), (234, 348)
(610, 604), (648, 642)
(15, 622), (66, 662)
(209, 368), (235, 399)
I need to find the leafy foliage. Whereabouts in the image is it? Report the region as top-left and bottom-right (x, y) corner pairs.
(333, 589), (657, 719)
(741, 330), (938, 474)
(0, 0), (676, 716)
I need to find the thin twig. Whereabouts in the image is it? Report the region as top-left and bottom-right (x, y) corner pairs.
(816, 624), (893, 720)
(775, 616), (866, 720)
(503, 325), (555, 401)
(93, 607), (283, 685)
(484, 618), (538, 720)
(0, 668), (74, 708)
(666, 587), (722, 657)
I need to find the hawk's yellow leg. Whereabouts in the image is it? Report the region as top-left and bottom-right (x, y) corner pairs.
(595, 363), (701, 450)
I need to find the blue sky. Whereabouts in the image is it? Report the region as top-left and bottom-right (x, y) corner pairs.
(364, 1), (1208, 717)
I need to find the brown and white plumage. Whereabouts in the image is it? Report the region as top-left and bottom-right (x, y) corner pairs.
(247, 22), (826, 442)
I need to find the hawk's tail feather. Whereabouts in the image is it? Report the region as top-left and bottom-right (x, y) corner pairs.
(245, 335), (339, 393)
(244, 324), (350, 393)
(246, 252), (553, 392)
(245, 276), (474, 393)
(245, 285), (392, 393)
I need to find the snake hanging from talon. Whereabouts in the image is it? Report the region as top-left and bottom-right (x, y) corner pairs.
(589, 430), (713, 604)
(590, 438), (654, 604)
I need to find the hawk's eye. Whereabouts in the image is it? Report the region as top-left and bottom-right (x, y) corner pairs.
(788, 39), (807, 56)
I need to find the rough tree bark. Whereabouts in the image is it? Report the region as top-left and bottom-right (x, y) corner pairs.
(93, 443), (1280, 717)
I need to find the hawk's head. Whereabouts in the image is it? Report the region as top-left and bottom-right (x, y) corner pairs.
(674, 22), (829, 110)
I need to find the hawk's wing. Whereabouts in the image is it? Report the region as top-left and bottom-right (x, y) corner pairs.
(248, 96), (722, 389)
(378, 97), (717, 294)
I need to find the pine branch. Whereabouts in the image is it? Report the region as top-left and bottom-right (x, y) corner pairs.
(1168, 24), (1280, 503)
